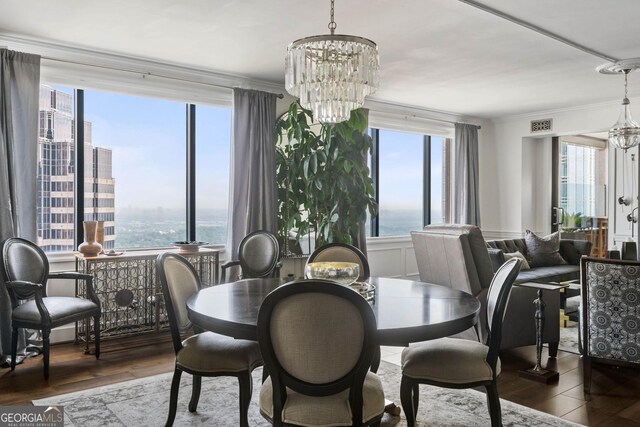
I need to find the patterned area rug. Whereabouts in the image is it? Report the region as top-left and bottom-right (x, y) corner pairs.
(34, 361), (582, 426)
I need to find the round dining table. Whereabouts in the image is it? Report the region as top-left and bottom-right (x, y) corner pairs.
(186, 276), (481, 347)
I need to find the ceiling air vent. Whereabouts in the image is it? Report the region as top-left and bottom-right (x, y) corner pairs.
(530, 118), (552, 133)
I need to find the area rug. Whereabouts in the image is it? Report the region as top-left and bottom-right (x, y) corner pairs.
(34, 361), (582, 427)
(559, 320), (580, 354)
(558, 295), (581, 354)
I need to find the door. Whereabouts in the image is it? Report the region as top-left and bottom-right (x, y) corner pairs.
(551, 136), (608, 256)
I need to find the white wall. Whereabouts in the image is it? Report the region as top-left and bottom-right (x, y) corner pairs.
(485, 97), (640, 244)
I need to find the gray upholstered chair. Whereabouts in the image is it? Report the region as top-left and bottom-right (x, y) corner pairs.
(411, 224), (560, 355)
(0, 237), (101, 380)
(581, 257), (640, 393)
(306, 242), (370, 281)
(156, 253), (262, 427)
(221, 230), (281, 283)
(257, 280), (385, 427)
(400, 257), (521, 427)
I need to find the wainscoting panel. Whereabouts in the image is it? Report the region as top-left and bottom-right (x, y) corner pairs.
(367, 236), (417, 279)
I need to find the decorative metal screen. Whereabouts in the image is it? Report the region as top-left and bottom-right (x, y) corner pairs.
(75, 249), (219, 351)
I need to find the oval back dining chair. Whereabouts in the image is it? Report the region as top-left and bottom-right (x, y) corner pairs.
(257, 279), (385, 426)
(156, 253), (262, 426)
(399, 257), (521, 427)
(0, 237), (101, 380)
(307, 242), (370, 281)
(221, 230), (281, 283)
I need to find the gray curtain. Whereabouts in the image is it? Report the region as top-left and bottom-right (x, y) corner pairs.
(453, 123), (481, 226)
(226, 88), (277, 270)
(0, 49), (41, 366)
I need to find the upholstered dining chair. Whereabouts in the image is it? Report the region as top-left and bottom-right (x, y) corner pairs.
(156, 253), (262, 427)
(257, 279), (385, 427)
(581, 257), (640, 393)
(0, 237), (101, 380)
(400, 257), (521, 427)
(221, 230), (281, 283)
(307, 242), (370, 281)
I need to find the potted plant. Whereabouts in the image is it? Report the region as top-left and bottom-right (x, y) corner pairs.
(276, 101), (377, 254)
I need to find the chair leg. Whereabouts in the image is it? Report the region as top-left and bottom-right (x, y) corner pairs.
(400, 376), (417, 427)
(10, 327), (18, 371)
(165, 369), (182, 427)
(548, 341), (559, 358)
(583, 356), (592, 394)
(94, 316), (101, 359)
(43, 329), (50, 380)
(189, 375), (201, 412)
(238, 371), (253, 427)
(485, 381), (502, 427)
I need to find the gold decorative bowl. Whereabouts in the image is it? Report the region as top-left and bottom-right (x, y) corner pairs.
(305, 262), (360, 286)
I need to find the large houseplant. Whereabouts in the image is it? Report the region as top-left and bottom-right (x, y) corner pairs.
(276, 101), (377, 254)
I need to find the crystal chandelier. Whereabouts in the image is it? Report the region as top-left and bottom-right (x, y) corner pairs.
(598, 59), (640, 151)
(285, 0), (379, 123)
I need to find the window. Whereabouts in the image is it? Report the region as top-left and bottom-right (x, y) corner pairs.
(195, 105), (231, 244)
(37, 85), (76, 252)
(84, 90), (186, 249)
(36, 84), (232, 252)
(368, 128), (451, 237)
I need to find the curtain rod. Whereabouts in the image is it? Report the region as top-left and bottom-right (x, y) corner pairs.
(394, 112), (481, 129)
(40, 55), (285, 99)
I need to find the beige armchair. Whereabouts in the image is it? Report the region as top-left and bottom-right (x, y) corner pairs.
(411, 224), (560, 355)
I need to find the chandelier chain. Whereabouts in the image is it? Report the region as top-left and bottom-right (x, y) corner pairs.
(328, 0), (337, 34)
(622, 69), (631, 105)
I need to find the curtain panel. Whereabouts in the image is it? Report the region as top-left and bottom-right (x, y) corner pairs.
(0, 49), (41, 366)
(226, 88), (277, 273)
(453, 123), (481, 226)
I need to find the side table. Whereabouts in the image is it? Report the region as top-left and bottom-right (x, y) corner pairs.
(514, 281), (567, 383)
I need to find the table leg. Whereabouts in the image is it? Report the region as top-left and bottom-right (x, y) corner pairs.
(518, 289), (559, 383)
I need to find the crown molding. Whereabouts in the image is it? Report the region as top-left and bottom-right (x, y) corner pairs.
(491, 97), (638, 123)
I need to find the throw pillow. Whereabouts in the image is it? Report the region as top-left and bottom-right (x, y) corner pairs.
(524, 230), (567, 267)
(503, 251), (531, 270)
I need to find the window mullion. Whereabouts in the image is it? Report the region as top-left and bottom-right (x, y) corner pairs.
(370, 128), (380, 237)
(423, 135), (431, 227)
(186, 104), (196, 242)
(75, 89), (85, 246)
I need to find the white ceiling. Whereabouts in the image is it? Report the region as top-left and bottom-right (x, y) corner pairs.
(1, 0), (640, 118)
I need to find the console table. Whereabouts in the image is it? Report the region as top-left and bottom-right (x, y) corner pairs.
(74, 248), (219, 351)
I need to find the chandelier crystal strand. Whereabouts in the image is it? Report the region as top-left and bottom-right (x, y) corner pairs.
(285, 0), (379, 123)
(609, 70), (640, 151)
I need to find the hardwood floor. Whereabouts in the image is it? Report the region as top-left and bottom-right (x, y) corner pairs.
(1, 337), (639, 426)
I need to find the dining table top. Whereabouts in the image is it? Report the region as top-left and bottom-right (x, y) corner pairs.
(186, 276), (481, 347)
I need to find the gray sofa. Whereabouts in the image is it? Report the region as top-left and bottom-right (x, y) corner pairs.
(411, 225), (590, 356)
(486, 238), (592, 285)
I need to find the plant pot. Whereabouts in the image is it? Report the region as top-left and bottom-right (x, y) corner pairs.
(78, 220), (103, 257)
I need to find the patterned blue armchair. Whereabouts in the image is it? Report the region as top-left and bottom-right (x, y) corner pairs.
(581, 257), (640, 393)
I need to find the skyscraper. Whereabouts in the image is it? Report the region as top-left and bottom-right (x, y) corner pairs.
(37, 86), (115, 252)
